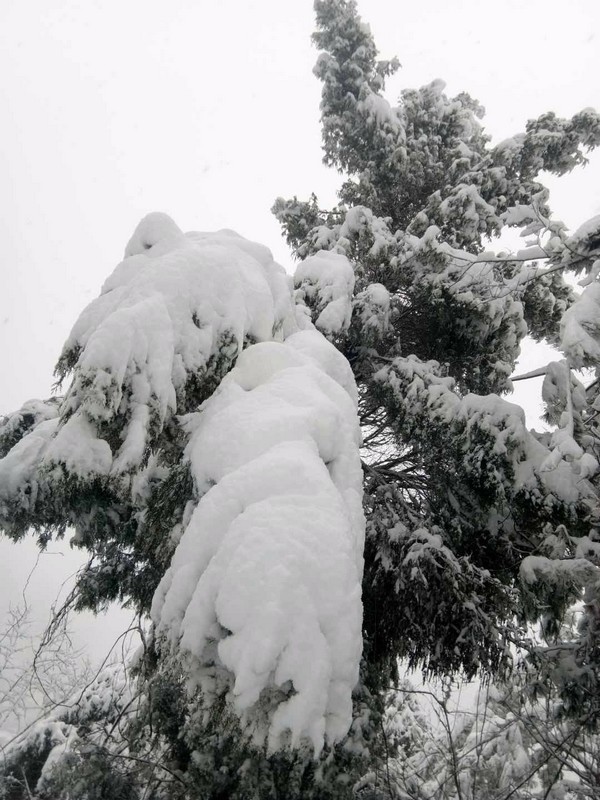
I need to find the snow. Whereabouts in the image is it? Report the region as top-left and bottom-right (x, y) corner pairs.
(0, 417), (59, 516)
(294, 250), (355, 336)
(357, 89), (399, 128)
(514, 245), (547, 260)
(0, 662), (132, 793)
(353, 283), (391, 343)
(439, 184), (497, 232)
(560, 282), (600, 368)
(0, 398), (60, 443)
(374, 355), (588, 507)
(0, 216), (365, 754)
(565, 213), (600, 254)
(152, 337), (364, 754)
(360, 282), (390, 309)
(575, 536), (600, 561)
(285, 329), (359, 405)
(520, 554), (598, 586)
(494, 134), (525, 154)
(36, 725), (79, 793)
(0, 399), (63, 518)
(501, 204), (539, 228)
(45, 413), (113, 477)
(1, 214), (298, 489)
(537, 360), (599, 478)
(578, 257), (600, 286)
(337, 205), (395, 259)
(124, 211), (185, 257)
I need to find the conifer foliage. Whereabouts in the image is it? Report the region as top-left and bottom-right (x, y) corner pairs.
(275, 0), (600, 707)
(2, 1), (600, 797)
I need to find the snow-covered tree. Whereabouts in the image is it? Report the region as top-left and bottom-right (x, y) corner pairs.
(2, 0), (600, 797)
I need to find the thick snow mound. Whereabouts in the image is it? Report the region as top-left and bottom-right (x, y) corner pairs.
(0, 217), (365, 755)
(152, 337), (365, 754)
(45, 214), (298, 477)
(0, 216), (299, 528)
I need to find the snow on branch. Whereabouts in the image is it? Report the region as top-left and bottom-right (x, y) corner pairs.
(373, 355), (589, 508)
(1, 214), (367, 756)
(53, 213), (297, 476)
(294, 249), (355, 337)
(561, 282), (600, 369)
(0, 215), (299, 534)
(152, 332), (364, 755)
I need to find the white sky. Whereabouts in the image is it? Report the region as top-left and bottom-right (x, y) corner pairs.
(0, 0), (599, 694)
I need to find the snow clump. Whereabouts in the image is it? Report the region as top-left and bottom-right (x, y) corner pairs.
(152, 331), (365, 755)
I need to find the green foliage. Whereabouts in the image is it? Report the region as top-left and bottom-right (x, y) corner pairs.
(274, 0), (600, 780)
(275, 0), (599, 671)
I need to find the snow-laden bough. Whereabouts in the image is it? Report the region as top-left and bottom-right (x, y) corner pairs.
(0, 214), (365, 755)
(152, 333), (365, 754)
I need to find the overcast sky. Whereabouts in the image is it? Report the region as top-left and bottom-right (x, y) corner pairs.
(1, 0), (599, 685)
